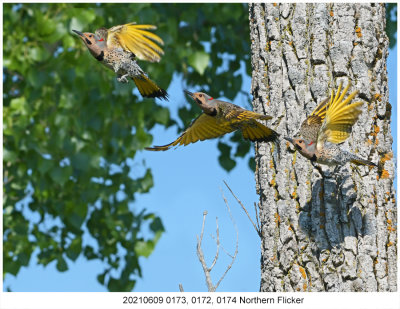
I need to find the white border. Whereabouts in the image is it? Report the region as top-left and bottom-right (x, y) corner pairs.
(1, 2), (399, 309)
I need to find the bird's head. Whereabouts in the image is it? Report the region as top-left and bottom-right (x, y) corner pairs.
(73, 30), (106, 57)
(184, 90), (217, 116)
(284, 137), (316, 161)
(184, 91), (214, 104)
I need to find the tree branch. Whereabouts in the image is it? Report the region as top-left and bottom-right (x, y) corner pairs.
(254, 202), (260, 232)
(208, 217), (220, 271)
(223, 180), (261, 237)
(196, 211), (215, 292)
(195, 190), (240, 292)
(215, 188), (239, 290)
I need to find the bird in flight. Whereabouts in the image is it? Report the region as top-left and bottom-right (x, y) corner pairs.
(285, 81), (376, 168)
(146, 90), (279, 151)
(73, 22), (168, 100)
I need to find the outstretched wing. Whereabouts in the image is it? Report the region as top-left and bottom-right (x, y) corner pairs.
(299, 91), (332, 141)
(305, 95), (331, 127)
(241, 120), (279, 142)
(317, 82), (363, 150)
(223, 107), (277, 141)
(104, 22), (164, 62)
(225, 108), (272, 122)
(145, 114), (235, 151)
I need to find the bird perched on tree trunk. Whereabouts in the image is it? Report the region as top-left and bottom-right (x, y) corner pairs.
(73, 22), (168, 100)
(285, 82), (376, 167)
(146, 90), (279, 151)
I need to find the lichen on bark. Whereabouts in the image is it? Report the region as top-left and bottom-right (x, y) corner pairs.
(250, 3), (396, 292)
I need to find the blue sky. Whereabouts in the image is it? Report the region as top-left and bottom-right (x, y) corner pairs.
(3, 24), (397, 293)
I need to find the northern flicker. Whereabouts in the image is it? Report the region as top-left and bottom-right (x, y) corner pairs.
(285, 82), (376, 167)
(145, 90), (279, 151)
(73, 22), (168, 100)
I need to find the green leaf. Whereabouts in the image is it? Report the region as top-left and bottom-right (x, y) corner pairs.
(188, 51), (210, 75)
(4, 260), (21, 276)
(217, 142), (236, 171)
(83, 245), (97, 260)
(235, 139), (251, 157)
(136, 169), (153, 193)
(29, 47), (50, 62)
(63, 35), (76, 49)
(70, 153), (90, 172)
(107, 277), (121, 292)
(67, 213), (85, 230)
(37, 17), (56, 36)
(134, 240), (155, 258)
(27, 70), (47, 88)
(38, 158), (54, 175)
(153, 108), (170, 125)
(149, 217), (165, 234)
(70, 10), (96, 31)
(3, 149), (18, 163)
(97, 271), (107, 285)
(18, 252), (31, 266)
(9, 97), (28, 115)
(50, 166), (71, 185)
(248, 156), (256, 172)
(107, 277), (135, 292)
(56, 256), (68, 272)
(66, 237), (82, 261)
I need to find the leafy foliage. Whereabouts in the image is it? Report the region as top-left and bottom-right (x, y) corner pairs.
(386, 3), (397, 49)
(3, 3), (251, 291)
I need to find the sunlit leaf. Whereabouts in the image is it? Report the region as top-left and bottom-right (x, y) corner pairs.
(188, 51), (210, 75)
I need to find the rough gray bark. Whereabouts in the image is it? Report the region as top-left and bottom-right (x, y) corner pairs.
(250, 3), (396, 292)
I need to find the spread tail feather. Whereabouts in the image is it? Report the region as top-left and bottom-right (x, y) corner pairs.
(241, 121), (280, 160)
(241, 121), (279, 144)
(132, 74), (168, 100)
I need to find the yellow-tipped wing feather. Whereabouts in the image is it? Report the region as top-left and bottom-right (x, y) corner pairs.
(145, 114), (235, 151)
(317, 82), (364, 149)
(307, 95), (332, 125)
(106, 23), (164, 62)
(305, 82), (345, 128)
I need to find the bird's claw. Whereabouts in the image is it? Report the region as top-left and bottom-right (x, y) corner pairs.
(117, 74), (129, 83)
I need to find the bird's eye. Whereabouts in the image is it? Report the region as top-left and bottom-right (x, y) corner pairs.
(199, 94), (203, 97)
(89, 35), (93, 38)
(299, 140), (303, 144)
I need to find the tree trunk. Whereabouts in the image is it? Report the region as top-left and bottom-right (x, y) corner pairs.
(250, 3), (396, 292)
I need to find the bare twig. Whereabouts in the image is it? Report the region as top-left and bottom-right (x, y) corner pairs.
(195, 191), (240, 292)
(254, 202), (260, 232)
(223, 180), (261, 237)
(196, 211), (215, 292)
(216, 188), (239, 290)
(209, 217), (220, 271)
(211, 233), (233, 258)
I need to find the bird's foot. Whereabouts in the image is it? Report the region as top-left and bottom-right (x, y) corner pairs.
(117, 74), (130, 83)
(312, 161), (325, 178)
(332, 165), (342, 175)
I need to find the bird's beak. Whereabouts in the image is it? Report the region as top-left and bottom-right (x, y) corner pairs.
(284, 137), (294, 144)
(72, 30), (84, 37)
(184, 90), (194, 98)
